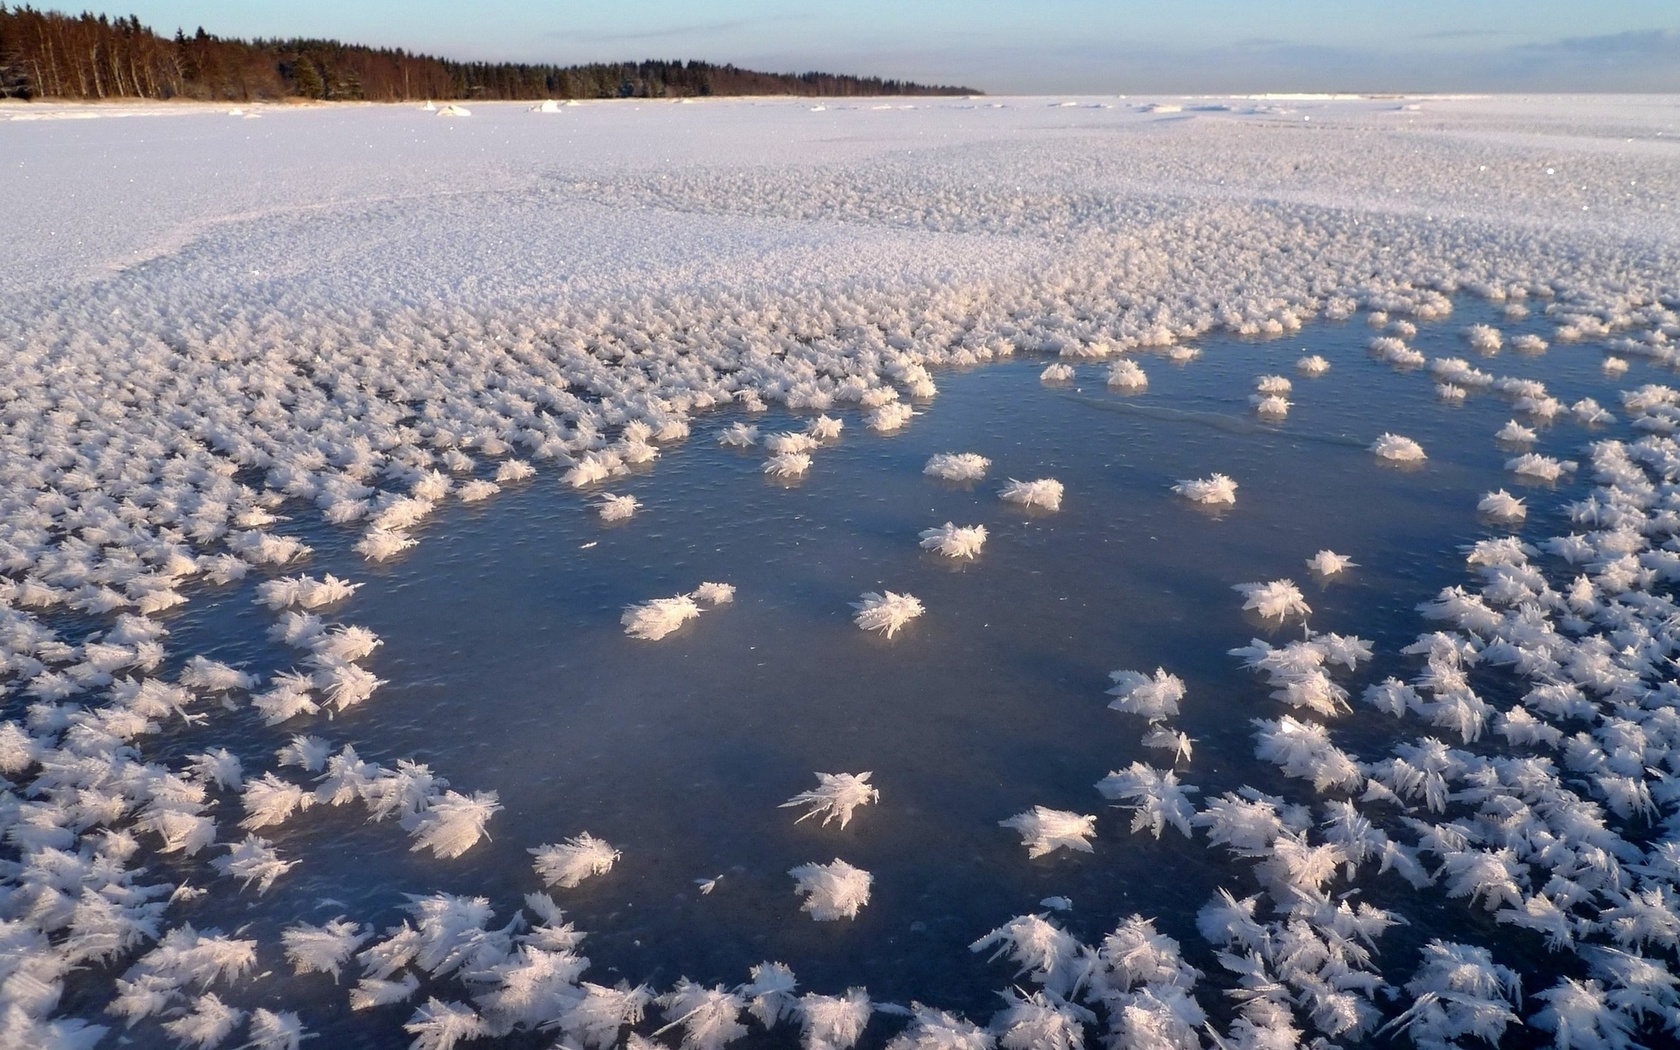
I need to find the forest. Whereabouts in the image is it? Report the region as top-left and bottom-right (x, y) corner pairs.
(0, 6), (977, 101)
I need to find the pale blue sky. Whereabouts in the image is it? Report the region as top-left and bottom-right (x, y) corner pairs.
(104, 2), (1680, 92)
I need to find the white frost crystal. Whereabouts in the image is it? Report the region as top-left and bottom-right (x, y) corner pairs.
(789, 859), (873, 920)
(1371, 433), (1426, 462)
(851, 591), (924, 638)
(918, 522), (987, 558)
(924, 453), (990, 481)
(531, 833), (620, 889)
(781, 772), (880, 828)
(1172, 473), (1237, 505)
(622, 594), (702, 640)
(999, 478), (1063, 510)
(999, 806), (1098, 858)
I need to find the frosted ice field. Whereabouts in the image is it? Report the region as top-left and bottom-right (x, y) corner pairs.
(4, 94), (1680, 1050)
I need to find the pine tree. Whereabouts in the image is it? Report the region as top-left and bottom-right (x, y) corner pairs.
(291, 54), (323, 98)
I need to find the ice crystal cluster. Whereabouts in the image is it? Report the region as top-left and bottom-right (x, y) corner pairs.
(3, 93), (1680, 1050)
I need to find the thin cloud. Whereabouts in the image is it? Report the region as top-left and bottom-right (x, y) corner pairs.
(1226, 37), (1294, 51)
(870, 26), (1680, 95)
(1512, 27), (1678, 57)
(548, 20), (758, 44)
(530, 20), (1679, 94)
(1414, 29), (1507, 41)
(1492, 28), (1680, 89)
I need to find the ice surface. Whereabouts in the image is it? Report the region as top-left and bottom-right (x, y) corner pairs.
(4, 93), (1680, 1049)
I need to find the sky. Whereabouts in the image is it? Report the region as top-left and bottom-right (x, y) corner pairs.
(99, 1), (1680, 93)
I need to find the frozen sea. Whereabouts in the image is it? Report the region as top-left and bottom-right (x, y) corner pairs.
(4, 95), (1680, 1050)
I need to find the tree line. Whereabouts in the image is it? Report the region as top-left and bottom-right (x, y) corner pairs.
(0, 6), (977, 101)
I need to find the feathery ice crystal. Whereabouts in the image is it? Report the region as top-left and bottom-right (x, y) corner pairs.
(781, 772), (880, 829)
(692, 582), (736, 605)
(1107, 360), (1147, 391)
(1506, 452), (1576, 482)
(1234, 579), (1312, 621)
(851, 591), (924, 638)
(865, 402), (914, 433)
(596, 493), (639, 521)
(918, 522), (988, 559)
(764, 452), (812, 478)
(924, 453), (990, 481)
(1172, 473), (1237, 505)
(531, 833), (621, 889)
(1307, 550), (1356, 576)
(1477, 490), (1527, 522)
(789, 860), (873, 920)
(622, 595), (702, 640)
(718, 422), (759, 447)
(404, 790), (501, 859)
(999, 478), (1063, 510)
(998, 806), (1097, 858)
(1495, 419), (1537, 444)
(1370, 433), (1427, 462)
(1106, 668), (1186, 722)
(1096, 763), (1198, 839)
(1465, 324), (1503, 352)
